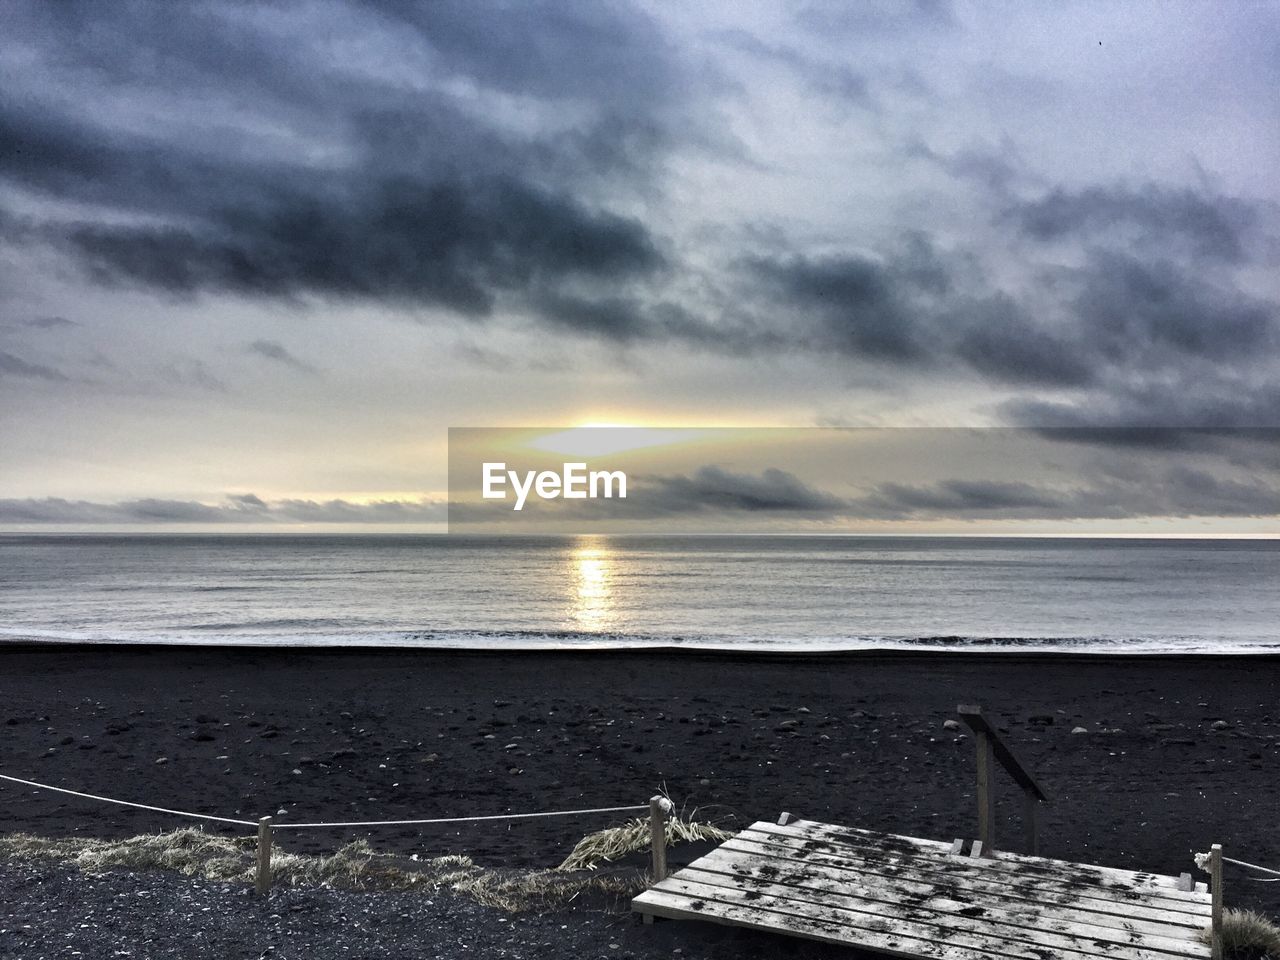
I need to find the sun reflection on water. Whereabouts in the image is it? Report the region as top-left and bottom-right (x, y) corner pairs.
(568, 539), (616, 631)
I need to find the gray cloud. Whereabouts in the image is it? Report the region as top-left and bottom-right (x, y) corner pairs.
(639, 466), (851, 514)
(1007, 183), (1258, 263)
(23, 315), (78, 330)
(717, 30), (874, 107)
(0, 494), (445, 525)
(0, 351), (68, 381)
(247, 339), (315, 374)
(747, 233), (952, 361)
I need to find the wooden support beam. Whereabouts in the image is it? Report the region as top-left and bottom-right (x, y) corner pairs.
(975, 731), (996, 853)
(1023, 791), (1040, 857)
(1210, 844), (1223, 960)
(255, 816), (273, 896)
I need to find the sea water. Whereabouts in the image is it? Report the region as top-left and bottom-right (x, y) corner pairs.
(1, 534), (1277, 653)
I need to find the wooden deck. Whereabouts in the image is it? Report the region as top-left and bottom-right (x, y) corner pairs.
(632, 819), (1213, 959)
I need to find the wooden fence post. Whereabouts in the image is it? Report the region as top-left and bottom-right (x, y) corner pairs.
(255, 816), (273, 896)
(975, 731), (996, 854)
(649, 796), (671, 883)
(1210, 844), (1223, 960)
(644, 796), (672, 925)
(1023, 790), (1039, 857)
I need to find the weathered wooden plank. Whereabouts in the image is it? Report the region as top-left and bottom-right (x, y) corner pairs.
(637, 878), (1208, 960)
(635, 887), (1015, 960)
(787, 819), (1203, 896)
(715, 837), (1210, 939)
(728, 831), (1210, 930)
(740, 826), (1210, 923)
(684, 849), (1207, 956)
(750, 824), (1211, 917)
(782, 820), (1211, 905)
(755, 823), (1211, 917)
(669, 867), (1209, 960)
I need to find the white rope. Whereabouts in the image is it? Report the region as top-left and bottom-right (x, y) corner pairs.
(0, 772), (647, 831)
(1223, 856), (1280, 881)
(272, 804), (648, 830)
(0, 773), (256, 827)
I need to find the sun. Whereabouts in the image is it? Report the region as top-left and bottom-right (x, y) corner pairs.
(525, 425), (701, 458)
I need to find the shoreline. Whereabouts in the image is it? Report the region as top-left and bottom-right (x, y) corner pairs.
(6, 638), (1280, 662)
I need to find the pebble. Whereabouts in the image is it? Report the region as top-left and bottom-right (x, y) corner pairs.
(1071, 727), (1089, 735)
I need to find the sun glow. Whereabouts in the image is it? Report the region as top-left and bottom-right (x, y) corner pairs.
(567, 540), (617, 631)
(526, 426), (702, 458)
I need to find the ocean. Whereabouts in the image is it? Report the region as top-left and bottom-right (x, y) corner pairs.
(0, 534), (1277, 654)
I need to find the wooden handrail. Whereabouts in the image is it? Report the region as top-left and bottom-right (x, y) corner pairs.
(957, 704), (1049, 855)
(957, 705), (1050, 802)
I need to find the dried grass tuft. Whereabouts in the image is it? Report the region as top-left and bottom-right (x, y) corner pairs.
(0, 813), (724, 913)
(557, 807), (732, 871)
(1202, 908), (1280, 960)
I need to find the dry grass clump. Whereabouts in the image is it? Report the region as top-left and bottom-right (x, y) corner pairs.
(1203, 908), (1280, 960)
(1, 830), (257, 882)
(0, 811), (731, 912)
(558, 809), (732, 871)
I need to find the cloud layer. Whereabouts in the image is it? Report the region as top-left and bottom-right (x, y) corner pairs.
(2, 1), (1279, 513)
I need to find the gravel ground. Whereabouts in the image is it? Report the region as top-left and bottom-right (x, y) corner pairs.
(0, 860), (856, 960)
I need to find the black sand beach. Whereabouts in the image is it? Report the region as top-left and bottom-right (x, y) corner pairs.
(3, 645), (1279, 958)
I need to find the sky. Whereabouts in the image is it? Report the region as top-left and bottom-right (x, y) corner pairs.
(1, 1), (1278, 531)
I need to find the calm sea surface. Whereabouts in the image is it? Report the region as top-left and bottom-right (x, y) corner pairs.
(1, 535), (1277, 653)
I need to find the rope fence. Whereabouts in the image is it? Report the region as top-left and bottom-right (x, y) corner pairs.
(0, 773), (256, 827)
(1223, 855), (1280, 882)
(0, 770), (669, 896)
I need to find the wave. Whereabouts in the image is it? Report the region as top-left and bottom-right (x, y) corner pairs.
(2, 626), (1279, 655)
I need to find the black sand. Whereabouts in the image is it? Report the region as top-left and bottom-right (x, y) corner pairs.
(2, 645), (1279, 957)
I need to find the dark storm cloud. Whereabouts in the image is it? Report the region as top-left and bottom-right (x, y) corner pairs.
(0, 1), (675, 317)
(951, 293), (1096, 386)
(48, 177), (664, 314)
(1061, 253), (1275, 363)
(747, 234), (952, 361)
(0, 351), (68, 382)
(740, 224), (1278, 395)
(1005, 382), (1280, 433)
(1007, 184), (1257, 263)
(247, 340), (315, 374)
(0, 495), (445, 525)
(23, 316), (78, 330)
